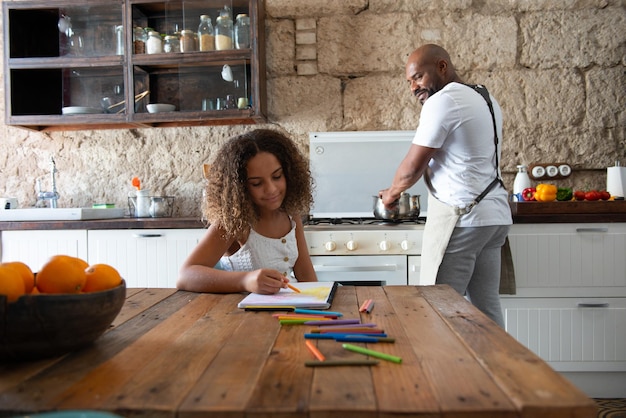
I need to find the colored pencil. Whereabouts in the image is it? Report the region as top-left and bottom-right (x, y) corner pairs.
(305, 340), (326, 361)
(287, 283), (301, 293)
(342, 343), (402, 363)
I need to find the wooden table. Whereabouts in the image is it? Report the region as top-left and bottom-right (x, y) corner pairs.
(0, 285), (597, 418)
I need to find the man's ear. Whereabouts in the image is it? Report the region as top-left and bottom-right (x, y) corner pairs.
(437, 59), (448, 74)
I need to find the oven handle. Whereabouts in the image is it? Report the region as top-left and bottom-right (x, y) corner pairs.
(313, 264), (398, 272)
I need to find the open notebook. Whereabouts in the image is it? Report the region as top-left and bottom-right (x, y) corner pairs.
(238, 281), (338, 310)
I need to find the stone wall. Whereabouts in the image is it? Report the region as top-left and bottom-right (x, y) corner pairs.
(1, 0), (625, 217)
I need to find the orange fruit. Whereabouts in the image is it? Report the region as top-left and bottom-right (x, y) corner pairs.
(0, 265), (25, 302)
(36, 255), (87, 294)
(1, 261), (35, 294)
(83, 264), (122, 292)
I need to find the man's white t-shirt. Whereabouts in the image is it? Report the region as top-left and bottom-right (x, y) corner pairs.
(412, 82), (512, 227)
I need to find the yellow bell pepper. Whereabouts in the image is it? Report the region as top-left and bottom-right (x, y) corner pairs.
(535, 184), (557, 202)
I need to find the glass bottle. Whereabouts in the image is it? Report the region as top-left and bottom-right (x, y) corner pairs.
(115, 25), (124, 55)
(215, 6), (233, 50)
(234, 14), (250, 49)
(198, 15), (215, 51)
(180, 29), (196, 53)
(146, 30), (162, 54)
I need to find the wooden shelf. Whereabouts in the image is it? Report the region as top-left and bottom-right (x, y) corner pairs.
(3, 0), (266, 131)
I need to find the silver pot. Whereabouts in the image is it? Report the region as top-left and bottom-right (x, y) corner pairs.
(372, 193), (420, 220)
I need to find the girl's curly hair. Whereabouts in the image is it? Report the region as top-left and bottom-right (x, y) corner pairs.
(203, 129), (314, 239)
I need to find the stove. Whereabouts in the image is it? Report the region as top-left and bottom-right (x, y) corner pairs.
(302, 131), (432, 286)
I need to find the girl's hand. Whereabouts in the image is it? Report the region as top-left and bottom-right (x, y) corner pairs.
(243, 269), (289, 294)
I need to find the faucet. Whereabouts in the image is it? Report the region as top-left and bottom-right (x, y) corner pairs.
(36, 156), (60, 208)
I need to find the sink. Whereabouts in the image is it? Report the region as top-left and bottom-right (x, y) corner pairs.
(0, 208), (126, 221)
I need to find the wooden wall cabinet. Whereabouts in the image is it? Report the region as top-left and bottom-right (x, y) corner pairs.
(2, 0), (266, 131)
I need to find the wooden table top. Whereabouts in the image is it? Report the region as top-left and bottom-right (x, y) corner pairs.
(0, 285), (596, 418)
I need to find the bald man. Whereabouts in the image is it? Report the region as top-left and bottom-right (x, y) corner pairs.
(380, 44), (512, 327)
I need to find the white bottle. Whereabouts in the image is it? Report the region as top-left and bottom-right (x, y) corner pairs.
(513, 165), (531, 201)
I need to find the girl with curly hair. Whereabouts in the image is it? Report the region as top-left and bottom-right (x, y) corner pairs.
(178, 129), (318, 294)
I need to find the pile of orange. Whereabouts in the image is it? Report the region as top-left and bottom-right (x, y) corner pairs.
(0, 255), (122, 303)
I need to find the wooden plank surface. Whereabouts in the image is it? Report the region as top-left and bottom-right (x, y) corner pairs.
(418, 285), (598, 418)
(0, 286), (597, 418)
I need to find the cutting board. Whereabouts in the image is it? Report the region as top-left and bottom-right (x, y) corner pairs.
(510, 200), (626, 215)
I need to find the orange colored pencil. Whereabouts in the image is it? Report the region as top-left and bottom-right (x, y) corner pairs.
(305, 340), (326, 361)
(287, 283), (301, 293)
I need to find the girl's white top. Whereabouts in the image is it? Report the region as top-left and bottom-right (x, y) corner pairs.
(219, 218), (299, 280)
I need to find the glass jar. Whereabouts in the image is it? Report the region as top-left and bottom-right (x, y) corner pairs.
(180, 29), (196, 52)
(215, 8), (233, 50)
(198, 15), (215, 51)
(234, 14), (250, 49)
(146, 30), (162, 54)
(133, 27), (147, 54)
(163, 35), (180, 53)
(115, 25), (124, 55)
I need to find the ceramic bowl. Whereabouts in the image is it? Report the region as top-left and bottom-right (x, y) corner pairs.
(0, 281), (126, 361)
(146, 103), (176, 113)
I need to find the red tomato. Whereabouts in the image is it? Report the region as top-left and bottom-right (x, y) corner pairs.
(599, 190), (611, 200)
(574, 190), (586, 201)
(584, 190), (601, 201)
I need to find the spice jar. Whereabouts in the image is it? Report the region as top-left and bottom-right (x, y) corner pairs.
(146, 30), (162, 54)
(234, 14), (250, 49)
(163, 35), (180, 53)
(198, 15), (215, 51)
(180, 29), (196, 52)
(133, 27), (147, 54)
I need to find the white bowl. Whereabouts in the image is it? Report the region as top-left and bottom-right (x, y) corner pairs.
(147, 103), (176, 113)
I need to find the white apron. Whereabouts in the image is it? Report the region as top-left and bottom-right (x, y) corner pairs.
(419, 193), (460, 285)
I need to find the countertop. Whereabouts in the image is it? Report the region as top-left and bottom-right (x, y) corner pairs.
(0, 285), (596, 417)
(1, 212), (625, 231)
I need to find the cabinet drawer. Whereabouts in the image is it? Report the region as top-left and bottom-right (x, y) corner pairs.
(508, 223), (626, 294)
(87, 229), (204, 288)
(1, 230), (88, 271)
(501, 297), (626, 372)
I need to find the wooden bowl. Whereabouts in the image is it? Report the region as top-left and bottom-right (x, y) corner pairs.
(0, 281), (126, 361)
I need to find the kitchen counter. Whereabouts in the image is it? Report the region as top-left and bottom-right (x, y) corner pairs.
(0, 285), (596, 417)
(1, 211), (625, 231)
(0, 216), (206, 231)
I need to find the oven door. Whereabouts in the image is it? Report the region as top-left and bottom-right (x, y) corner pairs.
(310, 255), (408, 286)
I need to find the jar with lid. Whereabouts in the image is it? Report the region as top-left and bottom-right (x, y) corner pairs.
(133, 27), (147, 54)
(163, 35), (180, 53)
(180, 29), (196, 52)
(234, 14), (250, 49)
(146, 30), (162, 54)
(198, 15), (215, 51)
(215, 6), (233, 50)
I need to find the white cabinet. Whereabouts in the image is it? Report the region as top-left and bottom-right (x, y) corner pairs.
(504, 223), (626, 397)
(87, 229), (205, 288)
(0, 230), (88, 271)
(0, 228), (205, 288)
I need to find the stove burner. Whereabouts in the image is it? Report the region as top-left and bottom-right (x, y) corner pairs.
(305, 217), (424, 226)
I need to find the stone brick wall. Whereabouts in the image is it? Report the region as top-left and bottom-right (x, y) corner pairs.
(1, 0), (624, 217)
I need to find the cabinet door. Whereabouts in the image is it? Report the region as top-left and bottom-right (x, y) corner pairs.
(0, 230), (88, 271)
(502, 297), (626, 372)
(508, 223), (626, 296)
(87, 229), (205, 288)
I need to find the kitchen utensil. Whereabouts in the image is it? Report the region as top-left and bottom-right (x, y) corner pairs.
(128, 189), (151, 217)
(202, 164), (211, 180)
(372, 193), (419, 220)
(607, 162), (625, 198)
(147, 103), (176, 113)
(0, 197), (18, 209)
(149, 196), (174, 217)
